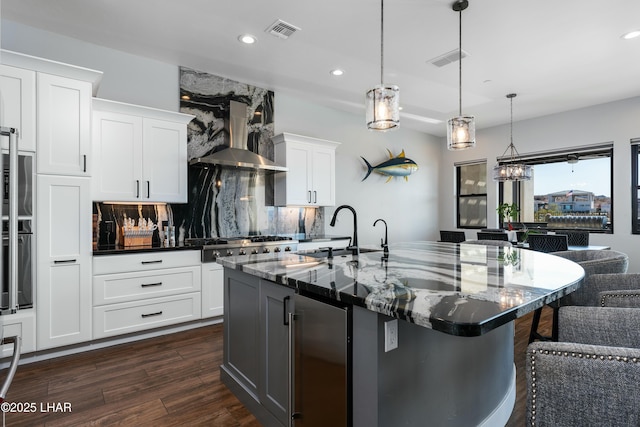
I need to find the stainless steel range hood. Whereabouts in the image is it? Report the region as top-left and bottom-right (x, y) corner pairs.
(189, 100), (287, 172)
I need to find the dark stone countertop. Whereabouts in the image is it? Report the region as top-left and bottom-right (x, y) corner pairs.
(217, 241), (585, 337)
(93, 244), (200, 256)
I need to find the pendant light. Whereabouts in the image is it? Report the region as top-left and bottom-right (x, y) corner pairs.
(447, 0), (475, 150)
(365, 0), (400, 131)
(492, 93), (533, 181)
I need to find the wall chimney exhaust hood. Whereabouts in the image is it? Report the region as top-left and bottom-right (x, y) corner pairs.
(189, 100), (287, 172)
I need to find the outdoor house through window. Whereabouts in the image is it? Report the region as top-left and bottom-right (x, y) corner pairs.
(632, 139), (640, 234)
(456, 162), (487, 229)
(499, 143), (613, 233)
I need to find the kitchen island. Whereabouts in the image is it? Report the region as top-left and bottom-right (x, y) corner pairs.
(218, 241), (585, 426)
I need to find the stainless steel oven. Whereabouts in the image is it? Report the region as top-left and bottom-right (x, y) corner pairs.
(1, 220), (32, 310)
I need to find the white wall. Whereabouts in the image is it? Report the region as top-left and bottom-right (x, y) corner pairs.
(2, 20), (178, 111)
(439, 96), (640, 273)
(2, 19), (441, 248)
(276, 94), (441, 246)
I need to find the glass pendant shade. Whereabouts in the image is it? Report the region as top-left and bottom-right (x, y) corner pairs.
(447, 115), (475, 150)
(492, 162), (533, 181)
(366, 84), (400, 131)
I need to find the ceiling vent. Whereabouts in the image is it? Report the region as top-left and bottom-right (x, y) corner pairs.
(265, 19), (301, 39)
(427, 48), (469, 67)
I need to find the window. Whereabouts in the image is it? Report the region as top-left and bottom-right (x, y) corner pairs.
(632, 140), (640, 234)
(499, 144), (613, 233)
(457, 162), (487, 229)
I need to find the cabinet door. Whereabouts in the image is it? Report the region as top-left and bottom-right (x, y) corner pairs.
(311, 146), (336, 206)
(37, 175), (92, 350)
(92, 110), (143, 201)
(37, 74), (91, 176)
(284, 143), (313, 205)
(0, 65), (36, 152)
(201, 263), (224, 318)
(142, 118), (187, 203)
(224, 269), (260, 397)
(260, 280), (294, 425)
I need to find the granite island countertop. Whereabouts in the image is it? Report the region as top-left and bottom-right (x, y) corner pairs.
(217, 241), (585, 336)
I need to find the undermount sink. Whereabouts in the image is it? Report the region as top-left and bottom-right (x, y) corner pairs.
(302, 248), (382, 259)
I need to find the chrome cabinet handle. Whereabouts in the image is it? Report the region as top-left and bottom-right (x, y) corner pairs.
(141, 260), (163, 265)
(307, 190), (312, 203)
(136, 180), (140, 198)
(313, 190), (317, 203)
(283, 296), (290, 325)
(141, 311), (163, 318)
(83, 154), (87, 172)
(147, 181), (150, 198)
(54, 259), (77, 264)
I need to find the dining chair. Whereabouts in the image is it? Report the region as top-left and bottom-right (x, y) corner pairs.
(559, 230), (590, 246)
(462, 240), (512, 247)
(527, 278), (640, 425)
(439, 230), (466, 243)
(476, 231), (509, 241)
(526, 233), (568, 253)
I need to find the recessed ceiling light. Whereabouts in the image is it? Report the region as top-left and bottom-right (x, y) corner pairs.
(330, 69), (344, 76)
(621, 30), (640, 40)
(238, 34), (257, 44)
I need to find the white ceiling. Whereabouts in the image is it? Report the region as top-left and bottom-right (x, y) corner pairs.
(3, 0), (640, 136)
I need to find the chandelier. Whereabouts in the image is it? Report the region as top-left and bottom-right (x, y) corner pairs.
(492, 93), (532, 181)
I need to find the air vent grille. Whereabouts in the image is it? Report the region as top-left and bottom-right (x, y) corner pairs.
(428, 48), (469, 67)
(265, 19), (301, 39)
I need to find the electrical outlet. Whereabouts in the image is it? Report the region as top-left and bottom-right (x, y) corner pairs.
(384, 319), (398, 352)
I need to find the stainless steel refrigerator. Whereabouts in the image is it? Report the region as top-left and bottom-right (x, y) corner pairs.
(0, 127), (23, 402)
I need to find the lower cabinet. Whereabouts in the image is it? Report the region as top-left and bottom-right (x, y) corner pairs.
(36, 175), (92, 350)
(223, 269), (294, 426)
(92, 250), (202, 339)
(201, 262), (224, 318)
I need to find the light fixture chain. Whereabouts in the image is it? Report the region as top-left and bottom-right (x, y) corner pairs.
(458, 3), (462, 116)
(380, 0), (384, 85)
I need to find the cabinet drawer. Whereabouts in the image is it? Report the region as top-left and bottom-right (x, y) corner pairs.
(93, 293), (201, 339)
(93, 250), (200, 275)
(93, 266), (201, 305)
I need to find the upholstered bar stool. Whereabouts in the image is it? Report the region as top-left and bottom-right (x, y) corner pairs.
(528, 249), (629, 343)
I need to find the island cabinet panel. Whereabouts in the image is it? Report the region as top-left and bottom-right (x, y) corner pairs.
(260, 281), (294, 426)
(91, 98), (193, 203)
(273, 133), (340, 207)
(223, 269), (261, 398)
(0, 64), (36, 152)
(222, 269), (295, 426)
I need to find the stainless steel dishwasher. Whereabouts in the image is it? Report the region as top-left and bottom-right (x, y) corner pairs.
(289, 294), (351, 426)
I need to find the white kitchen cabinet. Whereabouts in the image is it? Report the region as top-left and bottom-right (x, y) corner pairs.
(36, 175), (92, 350)
(201, 262), (224, 318)
(0, 64), (36, 152)
(92, 250), (202, 338)
(0, 311), (36, 358)
(273, 133), (340, 207)
(37, 73), (92, 176)
(92, 98), (193, 203)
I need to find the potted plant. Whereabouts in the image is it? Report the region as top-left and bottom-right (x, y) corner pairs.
(497, 203), (519, 231)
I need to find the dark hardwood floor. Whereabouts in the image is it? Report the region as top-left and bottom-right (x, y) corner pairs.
(2, 307), (553, 426)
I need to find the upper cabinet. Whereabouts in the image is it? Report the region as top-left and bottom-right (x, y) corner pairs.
(91, 98), (194, 203)
(273, 133), (340, 207)
(0, 64), (36, 152)
(37, 74), (92, 176)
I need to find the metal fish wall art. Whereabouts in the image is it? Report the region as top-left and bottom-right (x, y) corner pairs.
(361, 149), (419, 182)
